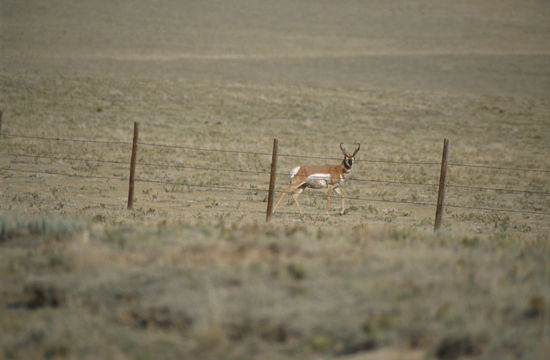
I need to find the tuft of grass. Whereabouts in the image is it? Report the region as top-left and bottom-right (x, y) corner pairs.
(0, 213), (83, 242)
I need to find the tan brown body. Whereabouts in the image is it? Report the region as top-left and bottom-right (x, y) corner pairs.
(272, 143), (359, 217)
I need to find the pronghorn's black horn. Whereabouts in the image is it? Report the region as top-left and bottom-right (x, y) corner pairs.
(340, 143), (347, 155)
(352, 143), (360, 156)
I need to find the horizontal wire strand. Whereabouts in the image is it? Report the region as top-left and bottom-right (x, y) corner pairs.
(6, 152), (548, 195)
(0, 167), (125, 182)
(449, 162), (550, 173)
(2, 166), (548, 216)
(2, 153), (549, 198)
(3, 134), (550, 216)
(445, 203), (549, 216)
(5, 132), (548, 172)
(2, 133), (131, 146)
(446, 183), (550, 196)
(0, 152), (128, 166)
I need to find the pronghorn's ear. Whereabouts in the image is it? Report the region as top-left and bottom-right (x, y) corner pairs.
(352, 143), (360, 156)
(340, 143), (347, 155)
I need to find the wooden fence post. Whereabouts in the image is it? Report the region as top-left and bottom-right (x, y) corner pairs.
(266, 138), (279, 222)
(434, 138), (449, 231)
(127, 122), (139, 209)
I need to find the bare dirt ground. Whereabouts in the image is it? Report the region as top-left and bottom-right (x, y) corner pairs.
(1, 0), (549, 359)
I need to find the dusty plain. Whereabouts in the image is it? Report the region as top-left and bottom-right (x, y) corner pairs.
(1, 0), (549, 359)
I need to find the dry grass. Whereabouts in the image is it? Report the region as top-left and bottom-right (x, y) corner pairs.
(0, 218), (549, 359)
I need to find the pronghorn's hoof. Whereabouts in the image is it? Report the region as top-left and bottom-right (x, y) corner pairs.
(339, 210), (345, 216)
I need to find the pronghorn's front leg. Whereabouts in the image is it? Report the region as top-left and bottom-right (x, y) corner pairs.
(272, 182), (305, 215)
(334, 187), (345, 215)
(326, 184), (333, 216)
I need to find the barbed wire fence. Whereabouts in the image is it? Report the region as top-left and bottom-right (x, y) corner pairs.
(1, 121), (549, 230)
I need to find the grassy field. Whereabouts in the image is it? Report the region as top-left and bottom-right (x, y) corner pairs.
(1, 217), (549, 360)
(0, 74), (548, 234)
(1, 0), (550, 359)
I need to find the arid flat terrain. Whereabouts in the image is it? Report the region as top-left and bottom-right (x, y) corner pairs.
(1, 1), (549, 359)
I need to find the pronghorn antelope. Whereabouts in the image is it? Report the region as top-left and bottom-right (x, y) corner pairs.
(272, 143), (360, 217)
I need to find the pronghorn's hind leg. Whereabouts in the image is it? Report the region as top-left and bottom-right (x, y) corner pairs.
(291, 187), (305, 217)
(272, 182), (305, 216)
(334, 187), (345, 215)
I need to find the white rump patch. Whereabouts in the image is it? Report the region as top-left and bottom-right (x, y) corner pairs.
(289, 166), (301, 183)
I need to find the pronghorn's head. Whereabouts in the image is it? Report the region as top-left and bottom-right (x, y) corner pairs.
(340, 142), (360, 170)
